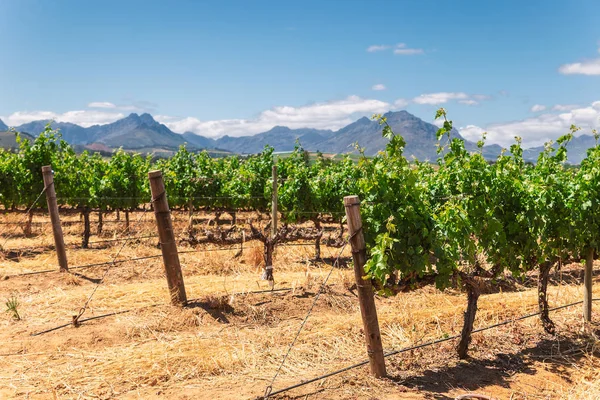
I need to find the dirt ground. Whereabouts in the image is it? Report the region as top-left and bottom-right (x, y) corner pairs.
(1, 210), (599, 400)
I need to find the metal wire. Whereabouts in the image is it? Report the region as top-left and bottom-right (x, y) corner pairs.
(264, 298), (600, 398)
(30, 287), (296, 336)
(0, 184), (50, 250)
(264, 235), (353, 399)
(72, 209), (150, 325)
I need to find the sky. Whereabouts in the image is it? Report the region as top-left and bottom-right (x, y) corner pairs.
(1, 0), (600, 148)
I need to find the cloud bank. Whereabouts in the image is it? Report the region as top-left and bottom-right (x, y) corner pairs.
(459, 101), (600, 148)
(157, 96), (394, 138)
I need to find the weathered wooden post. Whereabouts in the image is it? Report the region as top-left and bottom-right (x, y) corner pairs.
(271, 165), (278, 238)
(344, 195), (386, 377)
(42, 166), (68, 272)
(148, 170), (187, 306)
(584, 247), (594, 322)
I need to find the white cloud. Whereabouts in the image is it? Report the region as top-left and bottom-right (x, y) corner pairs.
(157, 95), (391, 138)
(552, 104), (579, 111)
(559, 45), (600, 75)
(366, 45), (390, 52)
(459, 125), (487, 141)
(412, 92), (491, 106)
(559, 59), (600, 75)
(393, 43), (424, 55)
(458, 101), (600, 148)
(393, 48), (424, 55)
(372, 84), (386, 91)
(413, 92), (469, 105)
(367, 43), (424, 55)
(2, 110), (125, 127)
(88, 101), (117, 109)
(393, 98), (409, 108)
(530, 104), (546, 112)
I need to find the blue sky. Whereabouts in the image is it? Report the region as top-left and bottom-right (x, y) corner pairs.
(1, 0), (600, 147)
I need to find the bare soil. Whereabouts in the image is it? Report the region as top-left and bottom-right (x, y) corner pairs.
(1, 210), (599, 400)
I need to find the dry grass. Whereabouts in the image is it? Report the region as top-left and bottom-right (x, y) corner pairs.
(1, 210), (600, 399)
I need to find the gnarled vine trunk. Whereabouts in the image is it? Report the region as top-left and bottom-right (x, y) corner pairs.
(538, 261), (555, 334)
(82, 207), (91, 248)
(24, 209), (34, 237)
(187, 200), (194, 238)
(313, 218), (323, 260)
(457, 277), (481, 359)
(125, 209), (130, 232)
(262, 238), (275, 284)
(97, 210), (103, 235)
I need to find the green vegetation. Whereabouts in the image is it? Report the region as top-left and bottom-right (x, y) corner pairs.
(5, 295), (20, 321)
(1, 113), (598, 357)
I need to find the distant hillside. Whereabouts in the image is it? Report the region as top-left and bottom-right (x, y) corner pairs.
(0, 119), (7, 131)
(4, 111), (596, 163)
(523, 134), (598, 164)
(0, 130), (34, 149)
(13, 113), (197, 153)
(17, 120), (89, 144)
(213, 126), (335, 154)
(86, 113), (190, 149)
(199, 111), (501, 161)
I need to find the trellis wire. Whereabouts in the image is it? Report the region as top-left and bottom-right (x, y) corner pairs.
(264, 298), (600, 398)
(0, 184), (49, 250)
(30, 287), (296, 337)
(264, 236), (352, 398)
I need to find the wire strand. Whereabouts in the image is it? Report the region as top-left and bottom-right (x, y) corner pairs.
(265, 298), (599, 398)
(264, 234), (353, 398)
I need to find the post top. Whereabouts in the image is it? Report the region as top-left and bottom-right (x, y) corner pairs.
(343, 195), (360, 207)
(41, 165), (52, 172)
(148, 170), (163, 178)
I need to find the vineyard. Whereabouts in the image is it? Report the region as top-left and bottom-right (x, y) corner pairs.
(1, 109), (600, 399)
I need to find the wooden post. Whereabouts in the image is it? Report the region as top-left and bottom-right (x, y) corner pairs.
(344, 195), (386, 378)
(584, 247), (594, 322)
(148, 170), (187, 306)
(271, 165), (278, 238)
(42, 166), (68, 272)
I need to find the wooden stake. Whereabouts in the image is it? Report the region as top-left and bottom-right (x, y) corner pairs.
(584, 247), (594, 322)
(148, 170), (187, 306)
(41, 166), (68, 272)
(343, 195), (386, 378)
(271, 165), (278, 238)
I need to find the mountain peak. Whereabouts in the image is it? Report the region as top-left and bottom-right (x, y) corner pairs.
(267, 125), (291, 133)
(384, 110), (414, 122)
(0, 119), (7, 131)
(139, 113), (157, 125)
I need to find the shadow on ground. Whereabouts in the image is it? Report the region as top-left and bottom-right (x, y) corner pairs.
(387, 333), (599, 400)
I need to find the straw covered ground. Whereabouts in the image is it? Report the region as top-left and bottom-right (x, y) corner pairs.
(1, 210), (599, 400)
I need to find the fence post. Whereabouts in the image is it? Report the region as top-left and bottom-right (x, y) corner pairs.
(584, 247), (594, 322)
(42, 165), (68, 272)
(343, 195), (386, 378)
(271, 165), (278, 238)
(148, 170), (187, 306)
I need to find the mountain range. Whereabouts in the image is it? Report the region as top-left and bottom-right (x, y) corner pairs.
(0, 111), (595, 163)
